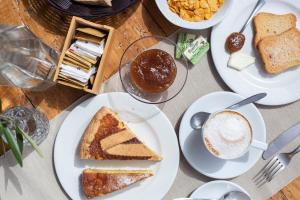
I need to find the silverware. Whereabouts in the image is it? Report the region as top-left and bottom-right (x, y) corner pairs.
(239, 0), (266, 33)
(190, 93), (267, 130)
(173, 191), (250, 200)
(254, 144), (300, 187)
(263, 122), (300, 160)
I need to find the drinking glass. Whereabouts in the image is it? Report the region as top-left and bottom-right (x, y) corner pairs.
(0, 25), (58, 91)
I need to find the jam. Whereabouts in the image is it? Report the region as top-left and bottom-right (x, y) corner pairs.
(226, 32), (245, 53)
(130, 49), (177, 93)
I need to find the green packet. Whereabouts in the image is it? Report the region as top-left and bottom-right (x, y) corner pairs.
(176, 32), (196, 59)
(183, 36), (210, 65)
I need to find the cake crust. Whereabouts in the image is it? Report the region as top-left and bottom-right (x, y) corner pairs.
(80, 107), (162, 161)
(82, 169), (153, 199)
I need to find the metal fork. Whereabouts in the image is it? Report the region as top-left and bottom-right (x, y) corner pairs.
(253, 145), (300, 187)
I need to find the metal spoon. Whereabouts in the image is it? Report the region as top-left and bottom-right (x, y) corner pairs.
(190, 93), (267, 130)
(174, 190), (251, 200)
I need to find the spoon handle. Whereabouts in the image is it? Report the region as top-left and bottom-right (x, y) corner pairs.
(226, 93), (267, 110)
(240, 0), (266, 33)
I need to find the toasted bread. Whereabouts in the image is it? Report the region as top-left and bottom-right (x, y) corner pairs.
(82, 169), (153, 199)
(258, 28), (300, 74)
(80, 107), (162, 161)
(254, 12), (296, 47)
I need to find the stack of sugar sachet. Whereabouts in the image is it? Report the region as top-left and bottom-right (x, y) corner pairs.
(58, 27), (107, 89)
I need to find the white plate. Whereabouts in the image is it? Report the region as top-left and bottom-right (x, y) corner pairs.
(179, 91), (266, 179)
(155, 0), (234, 30)
(211, 0), (300, 105)
(190, 180), (249, 199)
(54, 92), (179, 200)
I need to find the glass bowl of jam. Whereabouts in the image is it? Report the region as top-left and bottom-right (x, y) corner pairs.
(119, 35), (188, 104)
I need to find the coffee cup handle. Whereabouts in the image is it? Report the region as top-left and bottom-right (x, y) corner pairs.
(251, 140), (268, 150)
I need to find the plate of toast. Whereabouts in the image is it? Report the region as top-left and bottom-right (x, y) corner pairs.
(47, 0), (136, 18)
(53, 92), (179, 200)
(211, 0), (300, 105)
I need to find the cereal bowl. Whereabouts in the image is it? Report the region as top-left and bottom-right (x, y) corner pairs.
(155, 0), (234, 30)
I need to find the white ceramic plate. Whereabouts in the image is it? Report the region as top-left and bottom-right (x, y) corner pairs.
(179, 91), (266, 179)
(211, 0), (300, 105)
(190, 180), (249, 199)
(54, 92), (179, 200)
(155, 0), (234, 30)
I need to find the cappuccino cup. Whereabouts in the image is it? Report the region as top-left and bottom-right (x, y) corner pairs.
(202, 110), (267, 160)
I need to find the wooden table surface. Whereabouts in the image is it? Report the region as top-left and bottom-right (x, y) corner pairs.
(0, 0), (178, 119)
(0, 0), (298, 199)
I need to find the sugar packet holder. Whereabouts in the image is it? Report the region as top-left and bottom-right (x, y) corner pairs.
(53, 16), (114, 94)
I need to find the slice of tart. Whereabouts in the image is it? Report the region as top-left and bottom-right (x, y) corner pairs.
(80, 107), (162, 161)
(82, 169), (153, 199)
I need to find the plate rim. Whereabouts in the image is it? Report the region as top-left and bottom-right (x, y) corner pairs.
(190, 180), (249, 198)
(53, 92), (180, 200)
(211, 0), (300, 106)
(179, 91), (266, 179)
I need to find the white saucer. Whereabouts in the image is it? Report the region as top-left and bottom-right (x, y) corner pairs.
(179, 91), (266, 179)
(190, 180), (249, 199)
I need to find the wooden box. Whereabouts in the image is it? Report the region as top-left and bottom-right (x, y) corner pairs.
(53, 16), (114, 94)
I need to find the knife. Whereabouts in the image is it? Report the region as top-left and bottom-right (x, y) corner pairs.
(263, 122), (300, 160)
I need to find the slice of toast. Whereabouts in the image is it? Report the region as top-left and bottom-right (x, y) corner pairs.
(82, 169), (153, 199)
(254, 12), (297, 47)
(80, 107), (162, 161)
(258, 28), (300, 74)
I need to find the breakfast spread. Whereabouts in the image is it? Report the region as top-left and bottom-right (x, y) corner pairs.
(226, 32), (245, 53)
(228, 52), (255, 71)
(23, 1), (300, 199)
(203, 110), (252, 160)
(253, 12), (296, 47)
(57, 27), (107, 89)
(258, 28), (300, 74)
(168, 0), (224, 22)
(80, 106), (162, 160)
(130, 49), (177, 94)
(73, 0), (112, 6)
(82, 169), (153, 199)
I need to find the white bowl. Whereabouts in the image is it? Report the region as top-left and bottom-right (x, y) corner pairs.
(155, 0), (234, 30)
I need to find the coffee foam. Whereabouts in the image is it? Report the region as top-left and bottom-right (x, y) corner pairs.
(203, 111), (252, 159)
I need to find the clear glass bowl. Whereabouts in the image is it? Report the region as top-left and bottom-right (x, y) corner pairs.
(119, 35), (188, 104)
(3, 106), (49, 145)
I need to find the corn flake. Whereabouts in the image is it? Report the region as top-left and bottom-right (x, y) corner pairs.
(167, 0), (224, 22)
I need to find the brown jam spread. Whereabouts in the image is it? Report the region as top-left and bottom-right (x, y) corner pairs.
(226, 32), (245, 53)
(130, 49), (177, 93)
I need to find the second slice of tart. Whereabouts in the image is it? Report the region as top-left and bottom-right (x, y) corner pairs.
(82, 169), (153, 199)
(80, 107), (162, 161)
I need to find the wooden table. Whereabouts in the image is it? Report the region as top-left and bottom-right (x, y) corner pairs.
(0, 0), (299, 199)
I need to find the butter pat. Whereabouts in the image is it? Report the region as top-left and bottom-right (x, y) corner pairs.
(228, 52), (255, 71)
(183, 36), (210, 65)
(176, 32), (196, 59)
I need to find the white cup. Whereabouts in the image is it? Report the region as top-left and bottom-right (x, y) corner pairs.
(202, 110), (268, 160)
